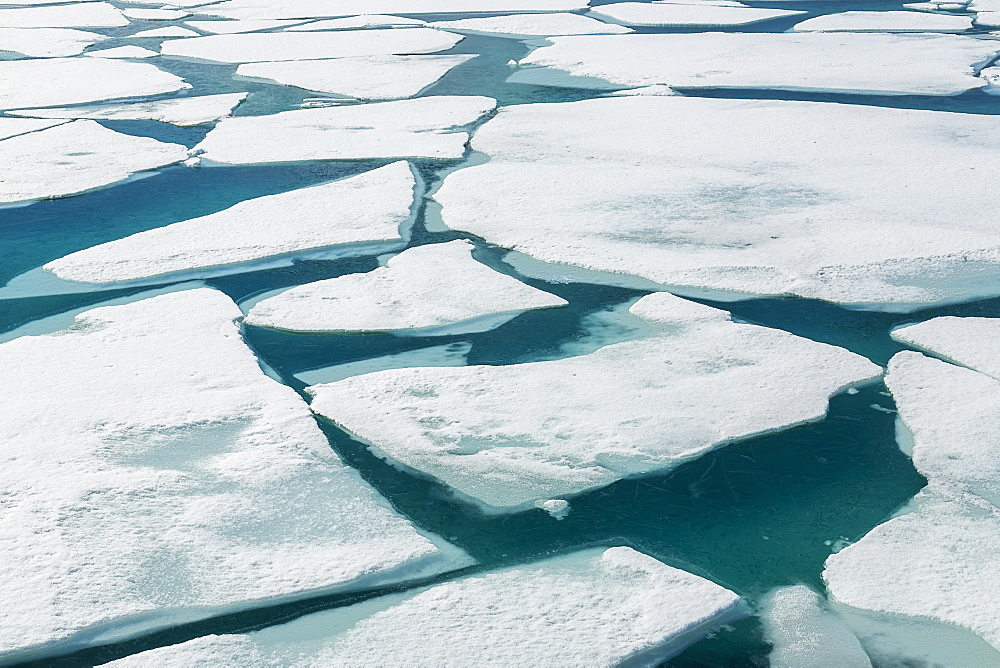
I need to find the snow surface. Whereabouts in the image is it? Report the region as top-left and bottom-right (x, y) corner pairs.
(159, 27), (464, 63)
(10, 93), (247, 126)
(0, 288), (470, 663)
(893, 316), (1000, 380)
(244, 240), (567, 334)
(793, 10), (973, 32)
(45, 162), (417, 285)
(285, 15), (427, 30)
(123, 7), (190, 19)
(589, 2), (804, 27)
(429, 13), (633, 36)
(760, 585), (871, 668)
(435, 96), (1000, 310)
(199, 0), (589, 20)
(0, 57), (189, 109)
(84, 44), (158, 58)
(307, 292), (880, 511)
(105, 547), (743, 667)
(0, 120), (187, 204)
(194, 95), (496, 164)
(131, 26), (199, 37)
(0, 116), (63, 141)
(0, 27), (107, 57)
(185, 19), (307, 33)
(236, 55), (474, 100)
(0, 2), (127, 28)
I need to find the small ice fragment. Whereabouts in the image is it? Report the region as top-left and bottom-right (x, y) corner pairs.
(846, 387), (859, 394)
(534, 498), (571, 519)
(761, 585), (871, 668)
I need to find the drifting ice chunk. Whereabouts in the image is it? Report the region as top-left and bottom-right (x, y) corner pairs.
(131, 26), (199, 37)
(10, 93), (248, 127)
(84, 45), (158, 58)
(435, 97), (1000, 309)
(245, 240), (568, 334)
(293, 342), (472, 386)
(0, 288), (470, 663)
(184, 19), (308, 33)
(159, 27), (463, 63)
(285, 15), (428, 30)
(200, 0), (589, 20)
(123, 8), (190, 19)
(106, 548), (744, 667)
(45, 162), (417, 285)
(0, 2), (126, 28)
(428, 13), (633, 36)
(0, 27), (107, 57)
(0, 57), (188, 109)
(760, 585), (871, 668)
(514, 33), (997, 95)
(307, 292), (880, 511)
(589, 2), (804, 27)
(892, 316), (1000, 380)
(236, 55), (474, 100)
(793, 10), (973, 32)
(0, 120), (187, 204)
(194, 95), (496, 164)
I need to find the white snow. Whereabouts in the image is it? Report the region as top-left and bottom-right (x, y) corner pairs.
(793, 10), (973, 32)
(0, 57), (189, 109)
(84, 44), (158, 58)
(0, 288), (471, 663)
(429, 13), (633, 36)
(123, 7), (190, 19)
(286, 15), (427, 30)
(105, 547), (744, 667)
(513, 33), (998, 95)
(131, 25), (199, 37)
(45, 162), (417, 285)
(589, 2), (805, 27)
(293, 342), (472, 386)
(0, 27), (107, 57)
(244, 240), (567, 334)
(0, 116), (63, 141)
(892, 316), (1000, 380)
(435, 96), (1000, 310)
(307, 292), (880, 511)
(194, 95), (496, 164)
(760, 585), (871, 668)
(0, 120), (187, 204)
(159, 27), (464, 63)
(0, 2), (126, 27)
(199, 0), (589, 21)
(236, 55), (474, 100)
(10, 93), (248, 126)
(185, 19), (307, 33)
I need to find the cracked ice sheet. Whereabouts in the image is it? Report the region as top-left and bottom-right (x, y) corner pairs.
(434, 96), (1000, 310)
(244, 240), (567, 334)
(159, 27), (464, 63)
(0, 27), (107, 57)
(44, 162), (417, 285)
(512, 32), (997, 96)
(0, 120), (187, 204)
(0, 288), (471, 664)
(0, 2), (126, 27)
(106, 548), (743, 668)
(194, 95), (496, 164)
(0, 57), (189, 109)
(589, 2), (805, 27)
(199, 0), (588, 20)
(307, 292), (880, 512)
(428, 13), (633, 37)
(10, 92), (248, 127)
(793, 10), (973, 32)
(760, 586), (871, 668)
(236, 55), (474, 100)
(184, 19), (309, 33)
(892, 316), (1000, 380)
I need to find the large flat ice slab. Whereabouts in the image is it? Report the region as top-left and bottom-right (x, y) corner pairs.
(159, 27), (464, 63)
(428, 13), (632, 36)
(307, 292), (880, 512)
(892, 316), (1000, 380)
(760, 585), (871, 668)
(130, 26), (199, 37)
(84, 45), (158, 58)
(0, 120), (187, 204)
(589, 2), (805, 27)
(45, 162), (417, 285)
(513, 32), (997, 95)
(185, 19), (308, 33)
(0, 2), (126, 27)
(236, 55), (474, 100)
(0, 288), (470, 663)
(106, 547), (744, 667)
(285, 15), (427, 30)
(435, 96), (1000, 310)
(793, 10), (973, 32)
(245, 240), (567, 334)
(194, 95), (496, 164)
(200, 0), (589, 20)
(10, 92), (248, 127)
(0, 27), (107, 57)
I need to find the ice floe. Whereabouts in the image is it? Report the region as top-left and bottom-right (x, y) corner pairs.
(10, 92), (247, 126)
(131, 25), (199, 37)
(159, 27), (464, 63)
(0, 26), (107, 57)
(45, 162), (417, 285)
(793, 10), (973, 32)
(435, 96), (1000, 309)
(0, 2), (126, 28)
(84, 44), (158, 58)
(0, 288), (470, 663)
(0, 116), (63, 140)
(307, 292), (880, 512)
(0, 120), (187, 204)
(293, 342), (472, 386)
(892, 316), (1000, 380)
(589, 2), (805, 27)
(244, 240), (567, 334)
(200, 0), (589, 21)
(285, 15), (427, 30)
(184, 18), (307, 33)
(236, 55), (474, 100)
(122, 7), (190, 20)
(105, 547), (743, 667)
(194, 95), (496, 164)
(0, 57), (189, 109)
(428, 13), (633, 37)
(760, 585), (871, 668)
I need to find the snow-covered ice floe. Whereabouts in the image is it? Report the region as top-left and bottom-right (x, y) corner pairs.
(84, 45), (158, 58)
(198, 0), (589, 20)
(589, 2), (805, 28)
(760, 585), (871, 668)
(159, 27), (464, 63)
(194, 95), (496, 164)
(0, 120), (187, 204)
(306, 292), (881, 512)
(435, 96), (1000, 310)
(104, 547), (744, 667)
(0, 2), (127, 28)
(10, 92), (248, 127)
(792, 10), (973, 32)
(511, 32), (998, 96)
(236, 55), (474, 100)
(892, 316), (1000, 380)
(185, 19), (309, 33)
(0, 288), (471, 664)
(284, 15), (427, 30)
(428, 13), (633, 37)
(123, 7), (190, 20)
(130, 26), (200, 38)
(44, 162), (418, 285)
(244, 240), (568, 334)
(0, 27), (107, 57)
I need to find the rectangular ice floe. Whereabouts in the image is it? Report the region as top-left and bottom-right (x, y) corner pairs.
(589, 2), (805, 27)
(284, 15), (427, 30)
(434, 97), (1000, 310)
(892, 316), (1000, 380)
(0, 2), (127, 27)
(130, 26), (199, 37)
(44, 162), (418, 285)
(428, 13), (633, 36)
(10, 92), (248, 126)
(0, 26), (107, 57)
(307, 292), (880, 512)
(106, 547), (744, 667)
(0, 288), (470, 663)
(792, 10), (973, 31)
(194, 95), (496, 163)
(184, 18), (309, 33)
(513, 32), (998, 95)
(84, 45), (158, 58)
(199, 0), (589, 20)
(760, 585), (871, 668)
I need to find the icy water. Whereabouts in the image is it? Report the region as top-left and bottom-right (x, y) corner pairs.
(3, 0), (1000, 665)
